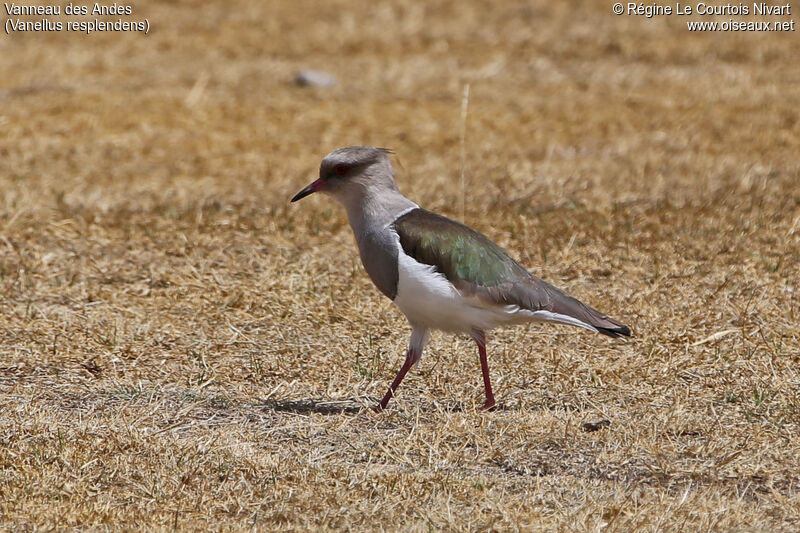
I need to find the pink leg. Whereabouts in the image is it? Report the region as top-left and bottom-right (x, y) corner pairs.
(374, 347), (418, 412)
(471, 330), (495, 411)
(374, 328), (429, 412)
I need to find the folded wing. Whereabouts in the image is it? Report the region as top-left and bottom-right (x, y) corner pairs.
(393, 208), (631, 338)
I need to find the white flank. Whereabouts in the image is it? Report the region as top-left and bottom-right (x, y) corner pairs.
(393, 239), (600, 334)
(394, 249), (498, 332)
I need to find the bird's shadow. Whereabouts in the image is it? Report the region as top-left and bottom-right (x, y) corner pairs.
(435, 401), (513, 413)
(260, 398), (364, 415)
(260, 397), (517, 415)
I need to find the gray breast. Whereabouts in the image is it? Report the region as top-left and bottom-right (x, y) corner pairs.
(356, 228), (399, 300)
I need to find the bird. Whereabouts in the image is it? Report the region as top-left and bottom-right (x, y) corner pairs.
(291, 146), (631, 412)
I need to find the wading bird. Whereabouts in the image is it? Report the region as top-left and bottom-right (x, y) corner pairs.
(291, 147), (630, 411)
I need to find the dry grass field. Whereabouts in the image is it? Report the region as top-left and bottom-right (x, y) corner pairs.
(2, 0), (799, 530)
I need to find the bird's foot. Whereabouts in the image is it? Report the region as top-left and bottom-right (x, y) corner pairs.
(372, 399), (391, 413)
(481, 398), (496, 411)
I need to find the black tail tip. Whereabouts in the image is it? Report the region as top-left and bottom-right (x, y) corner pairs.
(597, 324), (632, 339)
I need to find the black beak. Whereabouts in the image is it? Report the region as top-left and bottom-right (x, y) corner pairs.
(291, 178), (327, 202)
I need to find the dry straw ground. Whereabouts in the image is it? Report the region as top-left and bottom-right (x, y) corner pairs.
(1, 0), (799, 530)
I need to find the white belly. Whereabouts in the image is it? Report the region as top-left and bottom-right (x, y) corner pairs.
(392, 244), (600, 335)
(393, 248), (523, 333)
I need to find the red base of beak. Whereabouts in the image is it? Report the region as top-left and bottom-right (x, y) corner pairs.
(291, 178), (327, 202)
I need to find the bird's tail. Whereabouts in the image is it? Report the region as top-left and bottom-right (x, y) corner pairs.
(540, 282), (631, 339)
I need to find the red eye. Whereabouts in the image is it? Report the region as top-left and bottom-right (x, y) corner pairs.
(333, 164), (349, 176)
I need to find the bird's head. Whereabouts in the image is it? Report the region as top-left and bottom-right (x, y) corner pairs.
(291, 146), (396, 204)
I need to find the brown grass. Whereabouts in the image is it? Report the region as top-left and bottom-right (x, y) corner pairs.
(2, 0), (799, 530)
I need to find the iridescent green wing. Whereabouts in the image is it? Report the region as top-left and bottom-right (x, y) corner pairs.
(393, 209), (540, 303)
(393, 208), (631, 337)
